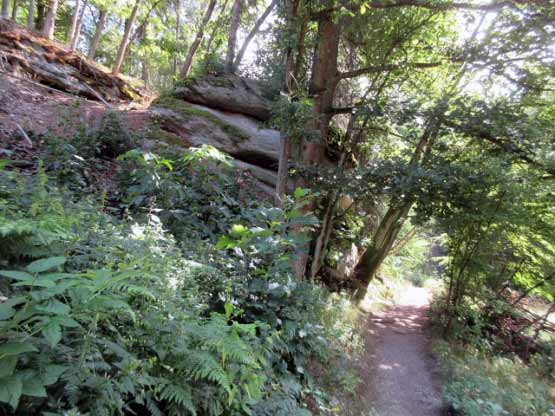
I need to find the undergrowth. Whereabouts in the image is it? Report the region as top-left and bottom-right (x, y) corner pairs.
(434, 340), (555, 416)
(0, 130), (364, 415)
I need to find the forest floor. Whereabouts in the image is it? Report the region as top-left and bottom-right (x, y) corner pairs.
(362, 286), (443, 416)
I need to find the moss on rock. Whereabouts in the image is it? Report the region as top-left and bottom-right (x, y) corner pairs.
(152, 96), (250, 144)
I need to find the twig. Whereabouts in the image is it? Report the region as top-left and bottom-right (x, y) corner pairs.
(83, 83), (113, 108)
(11, 118), (32, 148)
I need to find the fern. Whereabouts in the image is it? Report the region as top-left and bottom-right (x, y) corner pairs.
(158, 383), (196, 415)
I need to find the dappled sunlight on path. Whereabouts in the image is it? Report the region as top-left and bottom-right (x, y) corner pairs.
(366, 286), (442, 416)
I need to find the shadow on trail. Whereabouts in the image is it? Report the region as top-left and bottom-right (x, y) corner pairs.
(365, 287), (443, 416)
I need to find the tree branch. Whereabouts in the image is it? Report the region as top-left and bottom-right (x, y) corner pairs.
(444, 119), (555, 178)
(339, 61), (444, 79)
(311, 0), (523, 20)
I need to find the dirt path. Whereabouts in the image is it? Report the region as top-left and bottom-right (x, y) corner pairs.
(365, 286), (443, 416)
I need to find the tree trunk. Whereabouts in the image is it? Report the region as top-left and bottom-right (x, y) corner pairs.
(42, 0), (58, 39)
(11, 0), (19, 19)
(173, 0), (182, 75)
(87, 8), (107, 60)
(293, 14), (308, 83)
(112, 0), (140, 76)
(180, 0), (217, 79)
(275, 134), (291, 205)
(233, 0), (278, 69)
(204, 0), (228, 54)
(224, 0), (242, 73)
(2, 0), (9, 18)
(274, 0), (299, 207)
(36, 0), (45, 30)
(353, 204), (411, 300)
(68, 0), (81, 46)
(70, 0), (87, 50)
(389, 226), (417, 257)
(27, 0), (35, 28)
(292, 11), (341, 279)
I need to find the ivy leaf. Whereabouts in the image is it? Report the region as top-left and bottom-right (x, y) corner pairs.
(26, 257), (66, 274)
(42, 322), (62, 348)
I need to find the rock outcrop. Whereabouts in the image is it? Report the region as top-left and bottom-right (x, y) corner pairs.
(0, 20), (281, 194)
(0, 18), (148, 104)
(174, 74), (272, 121)
(151, 97), (279, 170)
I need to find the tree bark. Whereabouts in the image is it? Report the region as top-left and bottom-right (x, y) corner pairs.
(293, 14), (308, 83)
(42, 0), (58, 39)
(2, 0), (9, 18)
(180, 0), (217, 79)
(68, 0), (81, 47)
(292, 10), (341, 279)
(233, 0), (278, 69)
(275, 134), (291, 205)
(87, 8), (107, 60)
(36, 0), (46, 30)
(11, 0), (19, 19)
(27, 0), (35, 28)
(224, 0), (242, 73)
(274, 0), (299, 206)
(112, 0), (140, 76)
(389, 226), (417, 257)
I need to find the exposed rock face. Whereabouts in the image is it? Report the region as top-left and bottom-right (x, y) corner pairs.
(151, 97), (279, 171)
(0, 21), (281, 194)
(174, 74), (272, 121)
(0, 18), (148, 103)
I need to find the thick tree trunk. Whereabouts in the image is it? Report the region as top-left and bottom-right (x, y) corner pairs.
(233, 0), (278, 69)
(2, 0), (10, 18)
(42, 0), (58, 39)
(27, 0), (35, 28)
(180, 0), (217, 79)
(87, 8), (107, 60)
(68, 0), (80, 46)
(292, 11), (341, 279)
(35, 0), (45, 30)
(11, 0), (19, 19)
(112, 0), (140, 76)
(224, 0), (241, 73)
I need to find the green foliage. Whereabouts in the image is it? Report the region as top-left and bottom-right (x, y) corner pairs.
(435, 341), (555, 416)
(0, 143), (363, 414)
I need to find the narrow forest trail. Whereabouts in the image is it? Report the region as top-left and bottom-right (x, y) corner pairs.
(364, 286), (443, 416)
